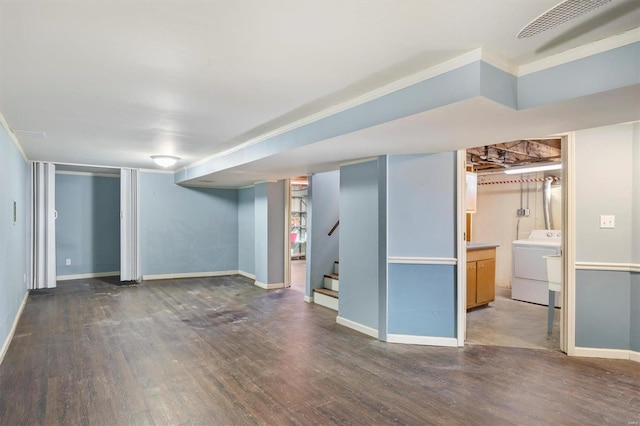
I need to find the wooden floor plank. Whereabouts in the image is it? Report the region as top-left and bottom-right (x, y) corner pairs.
(1, 275), (639, 425)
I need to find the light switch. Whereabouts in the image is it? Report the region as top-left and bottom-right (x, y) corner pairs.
(600, 215), (615, 229)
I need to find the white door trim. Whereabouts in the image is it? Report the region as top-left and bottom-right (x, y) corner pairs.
(456, 150), (467, 347)
(563, 132), (577, 355)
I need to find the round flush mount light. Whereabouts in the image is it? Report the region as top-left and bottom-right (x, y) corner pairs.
(151, 155), (180, 168)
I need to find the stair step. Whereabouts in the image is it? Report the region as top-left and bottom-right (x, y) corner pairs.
(323, 274), (339, 291)
(313, 288), (338, 311)
(333, 261), (339, 275)
(314, 288), (338, 298)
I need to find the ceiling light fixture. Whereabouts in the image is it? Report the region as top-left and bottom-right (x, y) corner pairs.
(151, 155), (180, 168)
(504, 162), (562, 175)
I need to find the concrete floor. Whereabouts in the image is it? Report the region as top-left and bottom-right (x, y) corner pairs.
(466, 287), (561, 351)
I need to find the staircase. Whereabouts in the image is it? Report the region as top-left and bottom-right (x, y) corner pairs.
(313, 261), (339, 311)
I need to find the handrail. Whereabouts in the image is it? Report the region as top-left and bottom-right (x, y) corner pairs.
(328, 220), (339, 236)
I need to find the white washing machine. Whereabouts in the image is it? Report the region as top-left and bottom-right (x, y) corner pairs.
(512, 230), (562, 306)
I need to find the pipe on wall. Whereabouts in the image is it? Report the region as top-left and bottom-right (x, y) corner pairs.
(543, 179), (552, 230)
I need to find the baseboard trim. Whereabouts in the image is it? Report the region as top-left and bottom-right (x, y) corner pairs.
(304, 295), (314, 303)
(254, 281), (285, 290)
(237, 270), (256, 280)
(143, 270), (238, 281)
(0, 291), (28, 366)
(336, 316), (378, 339)
(57, 271), (120, 281)
(386, 334), (458, 347)
(573, 346), (639, 362)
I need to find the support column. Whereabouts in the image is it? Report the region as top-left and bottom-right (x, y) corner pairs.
(254, 181), (285, 289)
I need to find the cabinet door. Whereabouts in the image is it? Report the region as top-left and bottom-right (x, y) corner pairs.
(476, 258), (495, 304)
(466, 262), (477, 308)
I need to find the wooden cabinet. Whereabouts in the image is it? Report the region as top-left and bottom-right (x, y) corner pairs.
(466, 247), (496, 309)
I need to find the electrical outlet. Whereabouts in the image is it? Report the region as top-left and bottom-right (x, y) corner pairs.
(524, 208), (530, 217)
(66, 258), (71, 266)
(600, 215), (615, 229)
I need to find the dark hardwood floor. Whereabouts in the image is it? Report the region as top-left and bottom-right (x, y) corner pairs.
(1, 275), (639, 425)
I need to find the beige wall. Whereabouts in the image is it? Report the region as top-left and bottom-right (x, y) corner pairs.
(471, 172), (560, 288)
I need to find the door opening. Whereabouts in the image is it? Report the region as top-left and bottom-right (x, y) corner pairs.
(460, 137), (566, 352)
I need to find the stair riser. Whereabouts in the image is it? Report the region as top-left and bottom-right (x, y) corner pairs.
(314, 292), (338, 311)
(333, 262), (339, 275)
(323, 276), (339, 291)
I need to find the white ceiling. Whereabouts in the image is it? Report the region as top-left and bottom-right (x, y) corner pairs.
(1, 0), (639, 184)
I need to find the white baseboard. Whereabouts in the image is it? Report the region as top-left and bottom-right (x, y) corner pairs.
(237, 270), (255, 280)
(386, 334), (458, 347)
(254, 281), (285, 289)
(573, 346), (639, 362)
(0, 291), (28, 366)
(143, 270), (238, 281)
(336, 316), (378, 338)
(304, 295), (314, 303)
(57, 271), (120, 281)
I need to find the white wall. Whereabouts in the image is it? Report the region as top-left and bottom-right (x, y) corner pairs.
(472, 172), (559, 288)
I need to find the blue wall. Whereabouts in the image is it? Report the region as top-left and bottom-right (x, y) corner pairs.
(254, 181), (285, 285)
(139, 172), (238, 276)
(339, 159), (385, 332)
(574, 123), (639, 352)
(386, 153), (457, 338)
(55, 173), (120, 276)
(631, 273), (639, 352)
(307, 171), (340, 297)
(0, 121), (28, 356)
(575, 270), (630, 350)
(238, 187), (255, 276)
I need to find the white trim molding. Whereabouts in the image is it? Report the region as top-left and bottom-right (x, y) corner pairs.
(386, 334), (458, 347)
(237, 270), (256, 280)
(573, 347), (640, 362)
(336, 316), (379, 339)
(304, 295), (314, 303)
(339, 157), (380, 168)
(254, 281), (285, 290)
(57, 271), (120, 281)
(575, 262), (640, 273)
(387, 256), (457, 265)
(143, 270), (238, 281)
(55, 171), (120, 178)
(1, 291), (28, 366)
(0, 113), (28, 161)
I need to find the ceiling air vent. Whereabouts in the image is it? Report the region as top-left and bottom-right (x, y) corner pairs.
(517, 0), (613, 38)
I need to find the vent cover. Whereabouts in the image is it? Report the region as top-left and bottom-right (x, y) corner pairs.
(517, 0), (613, 38)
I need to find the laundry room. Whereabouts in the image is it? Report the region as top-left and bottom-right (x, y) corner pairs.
(465, 139), (563, 350)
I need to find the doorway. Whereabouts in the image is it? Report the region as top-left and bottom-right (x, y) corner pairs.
(289, 177), (308, 293)
(463, 138), (564, 351)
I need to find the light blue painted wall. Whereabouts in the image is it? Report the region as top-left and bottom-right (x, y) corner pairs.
(55, 173), (120, 276)
(339, 159), (385, 331)
(386, 153), (458, 338)
(575, 270), (630, 350)
(518, 42), (640, 109)
(631, 273), (640, 352)
(388, 264), (456, 337)
(238, 187), (255, 275)
(139, 172), (238, 275)
(387, 153), (456, 258)
(574, 122), (639, 351)
(0, 122), (28, 354)
(254, 181), (285, 284)
(306, 171), (340, 297)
